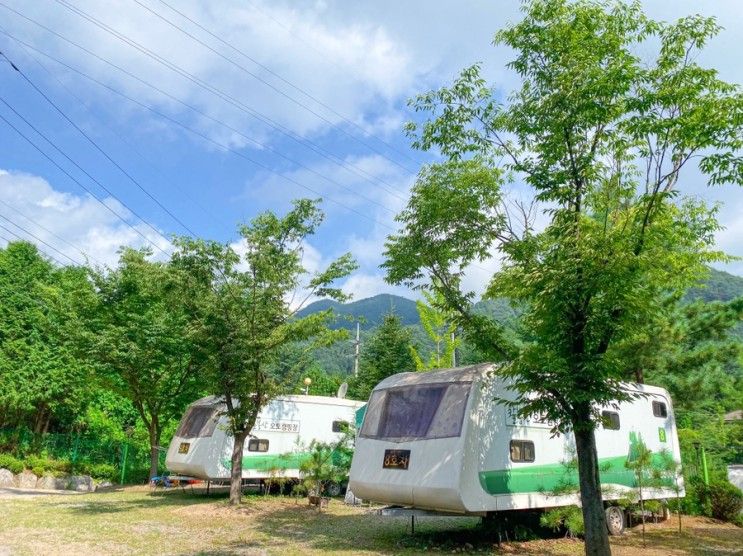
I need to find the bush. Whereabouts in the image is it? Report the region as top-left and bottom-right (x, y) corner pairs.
(79, 463), (117, 482)
(704, 480), (743, 523)
(0, 453), (24, 474)
(24, 455), (72, 476)
(540, 506), (584, 538)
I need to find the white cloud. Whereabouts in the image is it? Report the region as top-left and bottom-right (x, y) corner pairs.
(0, 168), (170, 266)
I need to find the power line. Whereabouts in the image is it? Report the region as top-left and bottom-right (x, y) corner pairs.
(0, 212), (81, 265)
(146, 0), (422, 168)
(0, 197), (105, 267)
(1, 24), (234, 240)
(0, 4), (412, 202)
(54, 0), (417, 176)
(0, 223), (68, 266)
(0, 109), (170, 256)
(4, 42), (395, 217)
(0, 43), (399, 233)
(0, 50), (199, 238)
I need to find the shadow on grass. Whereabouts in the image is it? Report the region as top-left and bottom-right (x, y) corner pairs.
(612, 520), (743, 555)
(63, 489), (232, 515)
(244, 503), (564, 554)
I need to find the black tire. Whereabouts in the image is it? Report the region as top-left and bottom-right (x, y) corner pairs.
(606, 506), (625, 536)
(325, 482), (342, 497)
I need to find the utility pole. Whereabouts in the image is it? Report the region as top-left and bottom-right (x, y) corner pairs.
(353, 322), (360, 377)
(451, 331), (457, 367)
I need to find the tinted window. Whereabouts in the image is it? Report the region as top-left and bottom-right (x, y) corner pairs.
(248, 439), (269, 452)
(360, 383), (471, 441)
(601, 411), (620, 430)
(510, 440), (535, 463)
(176, 406), (219, 438)
(652, 401), (668, 418)
(332, 420), (349, 433)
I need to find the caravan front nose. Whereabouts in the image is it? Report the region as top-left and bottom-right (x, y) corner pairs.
(348, 374), (477, 513)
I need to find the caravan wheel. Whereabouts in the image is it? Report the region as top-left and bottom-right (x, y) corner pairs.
(325, 482), (343, 497)
(605, 506), (625, 536)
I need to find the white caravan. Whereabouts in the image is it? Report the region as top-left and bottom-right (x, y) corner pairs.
(166, 394), (366, 483)
(349, 364), (683, 526)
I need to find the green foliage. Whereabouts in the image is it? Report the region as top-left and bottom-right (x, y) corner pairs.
(349, 313), (417, 399)
(173, 199), (356, 503)
(299, 425), (354, 500)
(540, 506), (584, 538)
(90, 248), (205, 477)
(700, 480), (743, 523)
(409, 288), (460, 370)
(0, 241), (96, 433)
(387, 1), (743, 551)
(0, 453), (23, 474)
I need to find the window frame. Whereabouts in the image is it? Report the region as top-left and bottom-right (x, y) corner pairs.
(509, 439), (535, 463)
(247, 438), (269, 452)
(652, 401), (668, 418)
(176, 406), (219, 438)
(601, 410), (621, 430)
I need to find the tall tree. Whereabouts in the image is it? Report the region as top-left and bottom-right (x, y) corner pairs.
(173, 199), (356, 505)
(91, 248), (202, 479)
(349, 312), (417, 399)
(384, 2), (743, 554)
(0, 241), (94, 432)
(410, 288), (460, 370)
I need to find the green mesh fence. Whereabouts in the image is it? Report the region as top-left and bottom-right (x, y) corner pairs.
(0, 428), (166, 484)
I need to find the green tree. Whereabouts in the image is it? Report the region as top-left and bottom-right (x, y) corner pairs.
(90, 248), (202, 479)
(384, 2), (743, 553)
(0, 241), (95, 432)
(410, 288), (460, 370)
(173, 199), (356, 505)
(349, 313), (416, 400)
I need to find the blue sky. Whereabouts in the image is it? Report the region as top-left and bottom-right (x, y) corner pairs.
(1, 0), (742, 301)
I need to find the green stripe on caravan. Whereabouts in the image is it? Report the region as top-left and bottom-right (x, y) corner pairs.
(479, 454), (672, 495)
(222, 453), (312, 472)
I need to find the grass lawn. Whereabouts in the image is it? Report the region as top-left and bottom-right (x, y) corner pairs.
(0, 486), (741, 555)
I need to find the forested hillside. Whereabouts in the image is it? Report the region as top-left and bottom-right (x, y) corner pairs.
(296, 293), (418, 330)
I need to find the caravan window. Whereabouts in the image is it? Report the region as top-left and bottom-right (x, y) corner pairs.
(601, 411), (620, 430)
(652, 401), (668, 418)
(510, 440), (535, 462)
(360, 382), (471, 441)
(332, 420), (349, 433)
(176, 406), (219, 438)
(248, 439), (269, 452)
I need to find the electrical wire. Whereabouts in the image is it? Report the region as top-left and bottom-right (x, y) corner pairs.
(55, 0), (418, 175)
(147, 0), (423, 167)
(0, 4), (412, 201)
(0, 197), (105, 267)
(0, 45), (398, 233)
(0, 212), (81, 265)
(0, 110), (171, 256)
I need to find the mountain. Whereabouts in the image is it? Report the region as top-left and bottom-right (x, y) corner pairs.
(297, 293), (419, 330)
(686, 268), (743, 303)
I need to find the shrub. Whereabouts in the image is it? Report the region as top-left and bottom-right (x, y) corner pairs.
(78, 463), (117, 482)
(24, 455), (72, 476)
(704, 480), (743, 523)
(0, 453), (24, 474)
(540, 506), (584, 538)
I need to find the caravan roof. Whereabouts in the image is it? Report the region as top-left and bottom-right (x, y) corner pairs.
(374, 363), (493, 390)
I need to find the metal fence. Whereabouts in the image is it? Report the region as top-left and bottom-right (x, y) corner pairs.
(0, 428), (164, 484)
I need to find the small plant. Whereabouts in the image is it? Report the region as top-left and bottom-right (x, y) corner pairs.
(299, 424), (354, 509)
(0, 453), (24, 474)
(625, 436), (653, 545)
(540, 506), (584, 538)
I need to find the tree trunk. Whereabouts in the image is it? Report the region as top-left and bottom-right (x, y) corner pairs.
(574, 425), (611, 556)
(148, 419), (160, 480)
(230, 430), (249, 505)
